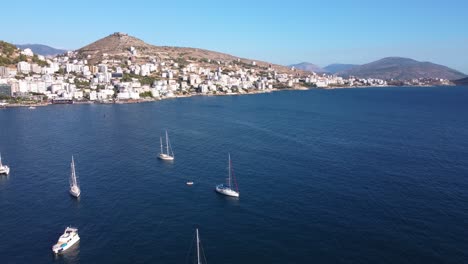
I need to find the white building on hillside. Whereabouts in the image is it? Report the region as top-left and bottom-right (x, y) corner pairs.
(21, 48), (34, 57)
(17, 61), (31, 74)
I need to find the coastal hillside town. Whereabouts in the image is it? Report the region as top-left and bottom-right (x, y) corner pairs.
(0, 34), (453, 106)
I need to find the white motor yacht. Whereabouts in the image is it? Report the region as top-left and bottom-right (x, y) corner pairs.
(0, 153), (10, 175)
(52, 227), (80, 254)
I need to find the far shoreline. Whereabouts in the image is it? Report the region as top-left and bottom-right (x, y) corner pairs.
(0, 84), (461, 109)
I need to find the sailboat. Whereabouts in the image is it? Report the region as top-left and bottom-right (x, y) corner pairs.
(69, 156), (81, 198)
(193, 228), (206, 264)
(215, 153), (239, 197)
(158, 130), (174, 161)
(0, 153), (10, 175)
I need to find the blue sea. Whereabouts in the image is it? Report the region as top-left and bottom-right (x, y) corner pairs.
(0, 86), (468, 263)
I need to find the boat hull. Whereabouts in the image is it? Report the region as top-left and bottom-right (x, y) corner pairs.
(69, 186), (81, 198)
(215, 185), (239, 197)
(158, 153), (174, 161)
(0, 166), (10, 175)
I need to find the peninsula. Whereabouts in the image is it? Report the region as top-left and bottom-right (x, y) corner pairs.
(0, 33), (461, 107)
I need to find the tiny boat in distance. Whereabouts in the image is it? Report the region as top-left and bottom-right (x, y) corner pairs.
(28, 106), (36, 109)
(215, 153), (239, 198)
(158, 130), (174, 161)
(186, 181), (194, 186)
(52, 227), (80, 254)
(69, 156), (81, 198)
(0, 153), (10, 175)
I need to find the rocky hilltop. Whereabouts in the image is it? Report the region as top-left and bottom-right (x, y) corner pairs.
(339, 57), (466, 80)
(77, 32), (296, 74)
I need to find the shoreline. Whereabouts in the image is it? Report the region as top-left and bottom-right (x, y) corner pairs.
(0, 84), (458, 108)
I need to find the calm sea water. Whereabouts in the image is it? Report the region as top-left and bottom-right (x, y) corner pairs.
(1, 87), (468, 264)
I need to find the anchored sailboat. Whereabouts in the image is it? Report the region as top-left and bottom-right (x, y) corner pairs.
(0, 153), (10, 175)
(215, 153), (239, 197)
(69, 156), (81, 198)
(158, 130), (174, 161)
(196, 229), (202, 264)
(190, 228), (207, 264)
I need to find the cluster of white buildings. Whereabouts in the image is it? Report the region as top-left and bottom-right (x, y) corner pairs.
(0, 46), (396, 102)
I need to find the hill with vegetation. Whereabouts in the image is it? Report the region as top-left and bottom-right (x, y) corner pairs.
(0, 41), (49, 68)
(0, 41), (20, 66)
(76, 32), (297, 74)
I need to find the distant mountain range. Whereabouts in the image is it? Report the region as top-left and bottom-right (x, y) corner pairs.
(15, 44), (67, 56)
(323, 64), (358, 74)
(290, 57), (466, 80)
(289, 62), (327, 73)
(339, 57), (466, 80)
(289, 62), (358, 74)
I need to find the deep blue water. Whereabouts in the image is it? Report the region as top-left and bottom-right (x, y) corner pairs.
(1, 86), (468, 264)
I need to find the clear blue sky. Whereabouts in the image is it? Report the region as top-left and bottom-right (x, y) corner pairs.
(1, 0), (467, 72)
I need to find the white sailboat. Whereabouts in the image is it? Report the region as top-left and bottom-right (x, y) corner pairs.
(69, 156), (81, 198)
(196, 228), (202, 264)
(0, 153), (10, 175)
(192, 228), (206, 264)
(215, 153), (239, 197)
(158, 130), (174, 161)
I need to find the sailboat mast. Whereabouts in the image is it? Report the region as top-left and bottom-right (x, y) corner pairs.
(71, 156), (77, 187)
(196, 228), (201, 264)
(160, 137), (163, 154)
(165, 130), (169, 155)
(228, 153), (232, 188)
(0, 153), (2, 167)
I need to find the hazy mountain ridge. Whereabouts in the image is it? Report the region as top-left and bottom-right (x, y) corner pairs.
(324, 64), (358, 74)
(338, 57), (466, 80)
(16, 44), (67, 56)
(289, 62), (327, 73)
